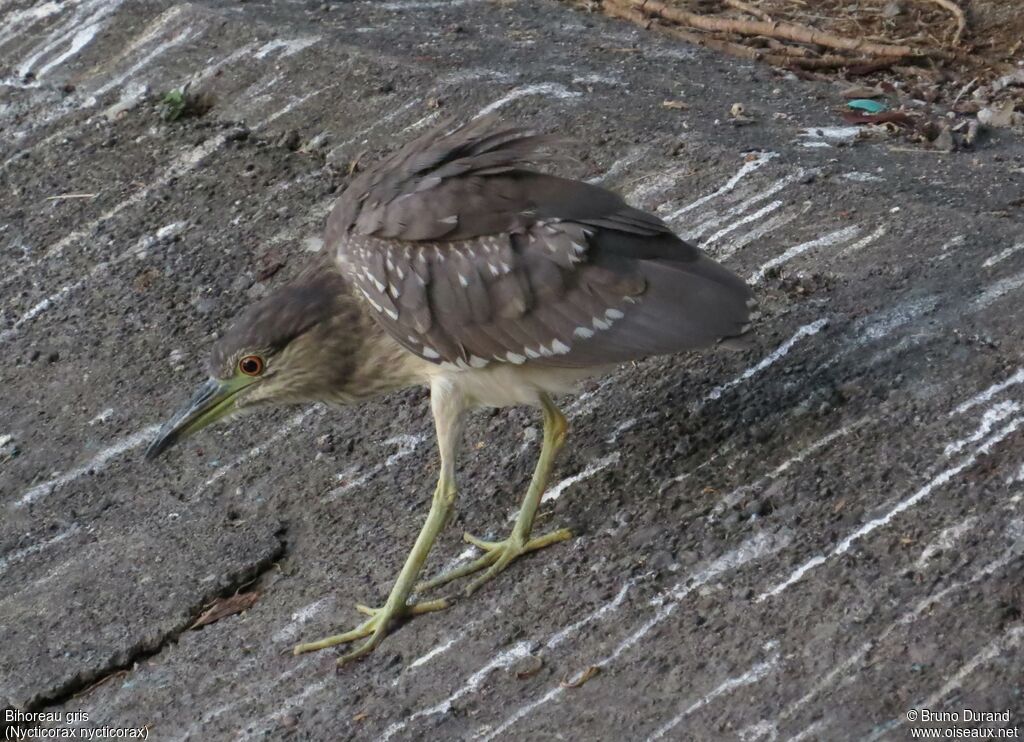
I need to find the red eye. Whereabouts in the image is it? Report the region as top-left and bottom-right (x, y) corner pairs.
(239, 355), (264, 376)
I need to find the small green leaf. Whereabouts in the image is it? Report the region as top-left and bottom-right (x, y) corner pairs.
(160, 89), (186, 121)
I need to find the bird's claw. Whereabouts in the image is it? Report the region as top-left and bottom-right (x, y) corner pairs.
(416, 527), (572, 595)
(293, 598), (449, 666)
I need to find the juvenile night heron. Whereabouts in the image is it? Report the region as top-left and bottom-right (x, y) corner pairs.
(148, 117), (754, 664)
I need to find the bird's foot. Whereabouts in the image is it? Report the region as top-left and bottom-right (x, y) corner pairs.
(292, 598), (449, 666)
(416, 528), (572, 596)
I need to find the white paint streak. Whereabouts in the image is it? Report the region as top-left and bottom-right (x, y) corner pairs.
(540, 448), (618, 505)
(716, 206), (804, 260)
(0, 527), (79, 577)
(330, 96), (425, 153)
(89, 408), (114, 425)
(474, 83), (582, 118)
(665, 152), (777, 220)
(867, 625), (1024, 741)
(272, 596), (333, 643)
(646, 650), (780, 741)
(564, 376), (618, 417)
(326, 464), (375, 500)
(253, 36), (320, 59)
(757, 415), (1024, 601)
(545, 578), (638, 650)
(761, 529), (1024, 742)
(943, 400), (1020, 456)
(253, 86), (331, 130)
(377, 0), (476, 8)
(940, 234), (966, 252)
(325, 434), (425, 501)
(479, 532), (791, 740)
(13, 0), (121, 82)
(24, 136), (223, 266)
(380, 642), (533, 741)
(86, 26), (196, 104)
(518, 452), (619, 517)
(586, 147), (647, 185)
(798, 125), (861, 144)
(701, 198), (784, 247)
(923, 623), (1024, 699)
(773, 419), (867, 479)
(837, 223), (886, 256)
(1, 221), (187, 342)
(749, 226), (861, 284)
(384, 434), (425, 467)
(400, 111), (441, 134)
(974, 269), (1024, 310)
(0, 1), (65, 49)
(625, 166), (690, 209)
(854, 295), (938, 343)
(190, 42), (258, 88)
(952, 367), (1024, 416)
(789, 718), (829, 742)
(34, 21), (100, 78)
(432, 545), (479, 577)
(915, 516), (980, 568)
(711, 420), (869, 520)
(198, 408), (317, 495)
(16, 426), (159, 507)
(982, 242), (1024, 268)
(704, 319), (829, 402)
(689, 169), (804, 243)
(607, 416), (646, 444)
(394, 634), (464, 684)
(841, 171), (884, 182)
(255, 678), (331, 733)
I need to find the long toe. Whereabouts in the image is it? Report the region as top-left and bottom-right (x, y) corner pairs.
(417, 528), (573, 596)
(292, 598), (449, 660)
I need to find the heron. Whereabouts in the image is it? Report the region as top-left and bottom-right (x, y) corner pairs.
(147, 117), (754, 664)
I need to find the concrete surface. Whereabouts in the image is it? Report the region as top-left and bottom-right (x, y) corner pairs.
(1, 0), (1023, 739)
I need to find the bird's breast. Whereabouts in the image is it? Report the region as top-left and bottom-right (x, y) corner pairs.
(425, 362), (609, 409)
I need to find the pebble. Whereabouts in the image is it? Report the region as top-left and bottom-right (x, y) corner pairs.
(277, 129), (301, 151)
(882, 1), (902, 17)
(315, 433), (335, 453)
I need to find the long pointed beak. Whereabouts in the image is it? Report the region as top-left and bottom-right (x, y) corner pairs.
(146, 377), (255, 460)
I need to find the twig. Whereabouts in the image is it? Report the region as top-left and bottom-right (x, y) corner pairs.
(924, 0), (966, 45)
(887, 147), (949, 154)
(560, 665), (600, 688)
(46, 192), (98, 201)
(761, 38), (814, 57)
(630, 0), (920, 57)
(603, 1), (892, 70)
(847, 60), (900, 76)
(724, 0), (772, 23)
(950, 76), (977, 107)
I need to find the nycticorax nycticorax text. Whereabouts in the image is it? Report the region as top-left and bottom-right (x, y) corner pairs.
(147, 117), (754, 664)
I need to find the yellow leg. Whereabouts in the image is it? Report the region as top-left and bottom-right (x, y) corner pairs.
(294, 377), (466, 665)
(293, 476), (456, 663)
(416, 394), (573, 596)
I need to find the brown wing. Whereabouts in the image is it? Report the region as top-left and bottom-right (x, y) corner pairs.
(324, 118), (753, 369)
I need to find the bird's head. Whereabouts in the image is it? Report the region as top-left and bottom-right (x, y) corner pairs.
(146, 264), (358, 460)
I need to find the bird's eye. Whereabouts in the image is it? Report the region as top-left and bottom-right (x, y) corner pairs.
(238, 355), (264, 376)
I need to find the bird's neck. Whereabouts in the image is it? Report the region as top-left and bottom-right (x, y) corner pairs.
(329, 296), (435, 404)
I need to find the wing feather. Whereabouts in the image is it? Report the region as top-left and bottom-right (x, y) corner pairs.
(324, 118), (754, 369)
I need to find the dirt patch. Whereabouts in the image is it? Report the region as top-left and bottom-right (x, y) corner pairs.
(581, 0), (1024, 149)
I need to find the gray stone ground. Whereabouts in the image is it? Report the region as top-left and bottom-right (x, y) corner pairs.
(1, 0), (1023, 740)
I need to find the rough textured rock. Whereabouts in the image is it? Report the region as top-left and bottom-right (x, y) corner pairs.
(1, 0), (1022, 739)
